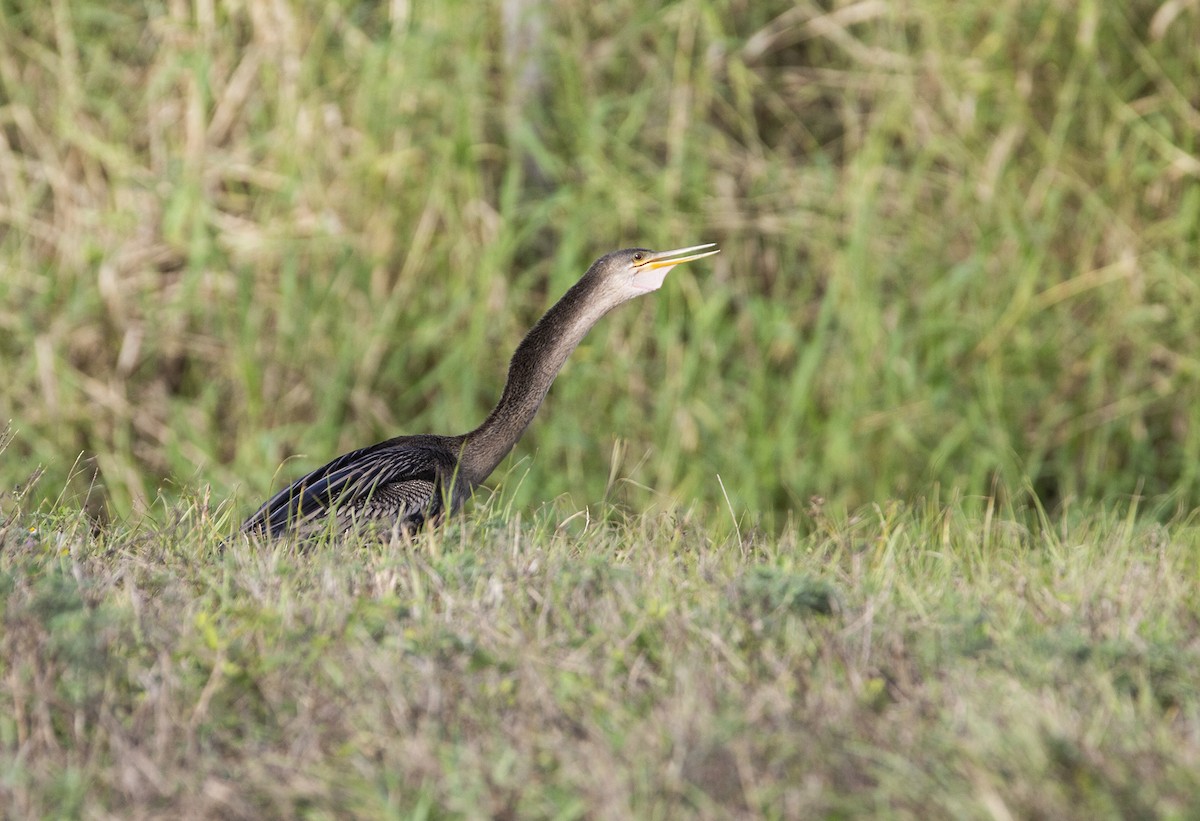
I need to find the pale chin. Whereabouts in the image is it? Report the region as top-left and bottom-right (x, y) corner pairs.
(632, 264), (674, 293)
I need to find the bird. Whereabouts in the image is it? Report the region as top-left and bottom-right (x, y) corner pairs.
(240, 243), (720, 539)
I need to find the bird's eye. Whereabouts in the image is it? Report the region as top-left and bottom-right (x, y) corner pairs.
(633, 252), (643, 262)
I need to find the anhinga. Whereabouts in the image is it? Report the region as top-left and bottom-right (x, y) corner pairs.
(240, 243), (720, 538)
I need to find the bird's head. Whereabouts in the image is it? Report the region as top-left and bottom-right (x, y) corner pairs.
(587, 243), (720, 303)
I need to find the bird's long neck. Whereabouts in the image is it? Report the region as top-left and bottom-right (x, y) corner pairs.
(461, 274), (612, 483)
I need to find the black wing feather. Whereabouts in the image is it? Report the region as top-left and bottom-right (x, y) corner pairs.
(241, 437), (457, 537)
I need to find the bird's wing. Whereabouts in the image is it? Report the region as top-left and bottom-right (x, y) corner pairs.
(240, 439), (455, 537)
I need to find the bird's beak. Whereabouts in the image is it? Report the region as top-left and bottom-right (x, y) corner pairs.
(636, 243), (720, 270)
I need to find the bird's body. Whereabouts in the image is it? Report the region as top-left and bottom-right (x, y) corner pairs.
(241, 434), (465, 537)
(240, 244), (718, 539)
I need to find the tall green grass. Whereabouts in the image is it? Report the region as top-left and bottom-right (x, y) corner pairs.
(1, 1), (1198, 526)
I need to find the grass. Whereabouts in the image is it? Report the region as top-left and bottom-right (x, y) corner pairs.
(3, 471), (1200, 817)
(3, 0), (1200, 815)
(2, 1), (1199, 524)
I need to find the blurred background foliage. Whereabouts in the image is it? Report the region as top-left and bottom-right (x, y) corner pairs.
(1, 0), (1199, 528)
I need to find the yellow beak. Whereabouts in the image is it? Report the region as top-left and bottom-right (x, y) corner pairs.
(636, 243), (720, 270)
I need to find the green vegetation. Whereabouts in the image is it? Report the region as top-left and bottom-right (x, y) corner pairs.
(3, 0), (1200, 816)
(3, 0), (1199, 521)
(4, 480), (1200, 818)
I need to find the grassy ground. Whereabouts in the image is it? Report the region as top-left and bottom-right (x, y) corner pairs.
(3, 475), (1199, 818)
(4, 0), (1200, 816)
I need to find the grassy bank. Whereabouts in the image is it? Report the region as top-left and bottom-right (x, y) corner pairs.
(3, 2), (1200, 815)
(3, 487), (1199, 817)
